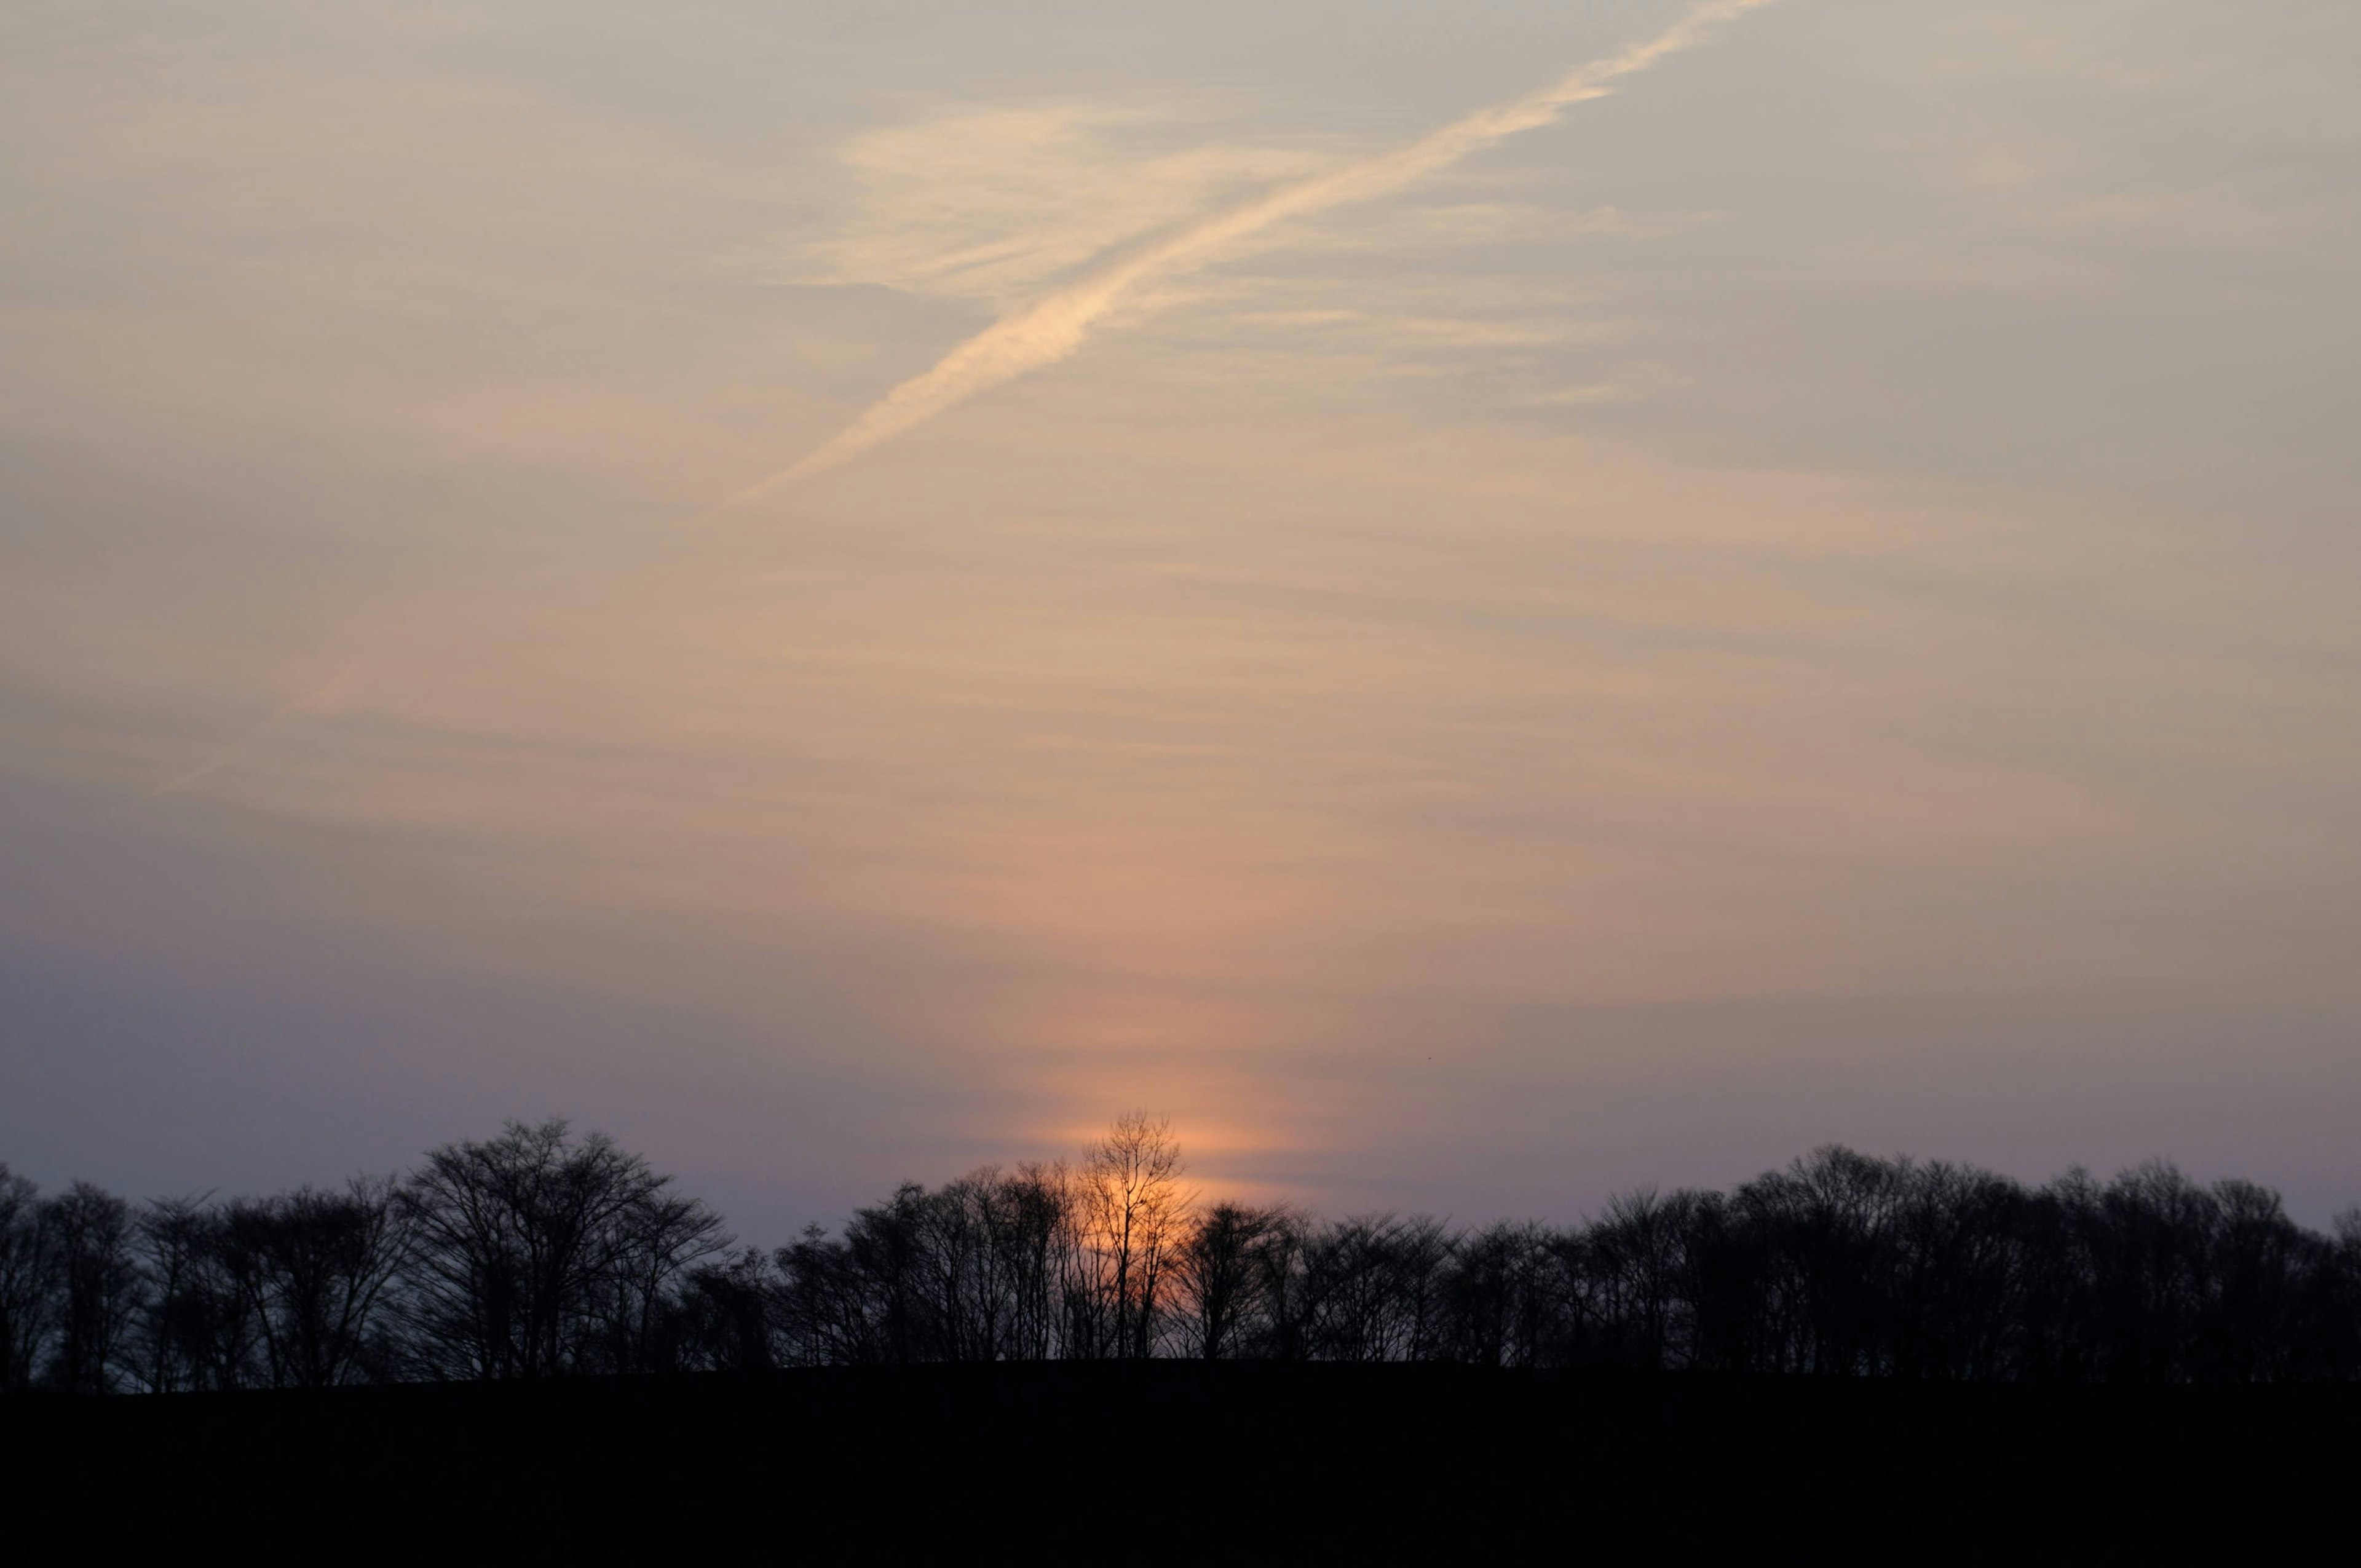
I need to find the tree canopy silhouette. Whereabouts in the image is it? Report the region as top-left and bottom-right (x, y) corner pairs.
(3, 1123), (2359, 1391)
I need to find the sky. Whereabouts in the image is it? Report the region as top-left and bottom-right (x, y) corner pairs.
(4, 0), (2359, 1237)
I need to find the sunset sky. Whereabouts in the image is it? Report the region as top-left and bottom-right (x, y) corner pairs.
(5, 0), (2358, 1235)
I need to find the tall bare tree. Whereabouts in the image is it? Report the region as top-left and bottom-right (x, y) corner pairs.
(0, 1165), (57, 1392)
(134, 1195), (234, 1393)
(44, 1181), (143, 1393)
(1077, 1113), (1192, 1360)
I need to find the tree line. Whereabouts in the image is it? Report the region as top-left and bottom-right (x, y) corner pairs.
(5, 1113), (2359, 1390)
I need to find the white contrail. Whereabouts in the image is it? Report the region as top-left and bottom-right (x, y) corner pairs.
(730, 0), (1777, 502)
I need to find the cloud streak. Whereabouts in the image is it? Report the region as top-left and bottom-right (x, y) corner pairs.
(730, 0), (1779, 501)
(151, 667), (364, 797)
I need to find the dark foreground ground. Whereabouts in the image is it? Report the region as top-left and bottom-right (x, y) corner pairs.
(6, 1366), (2356, 1559)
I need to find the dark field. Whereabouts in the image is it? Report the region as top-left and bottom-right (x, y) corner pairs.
(8, 1366), (2355, 1558)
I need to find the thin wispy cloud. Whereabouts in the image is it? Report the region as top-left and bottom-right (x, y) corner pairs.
(151, 667), (365, 797)
(782, 103), (1331, 306)
(729, 0), (1779, 501)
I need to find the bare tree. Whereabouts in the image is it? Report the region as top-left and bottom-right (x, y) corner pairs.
(397, 1119), (700, 1379)
(216, 1176), (408, 1388)
(0, 1165), (57, 1392)
(1077, 1113), (1192, 1359)
(1175, 1200), (1292, 1360)
(673, 1248), (780, 1372)
(1447, 1221), (1552, 1369)
(1575, 1188), (1693, 1371)
(1005, 1161), (1083, 1360)
(44, 1181), (144, 1393)
(1297, 1214), (1450, 1362)
(588, 1181), (730, 1373)
(134, 1195), (234, 1393)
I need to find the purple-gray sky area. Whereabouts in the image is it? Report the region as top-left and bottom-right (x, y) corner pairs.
(4, 1), (2359, 1238)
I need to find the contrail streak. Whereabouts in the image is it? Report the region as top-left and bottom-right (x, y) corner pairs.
(730, 0), (1776, 502)
(152, 667), (362, 796)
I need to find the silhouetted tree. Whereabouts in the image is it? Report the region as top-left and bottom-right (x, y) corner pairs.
(1077, 1114), (1190, 1360)
(1176, 1200), (1292, 1360)
(672, 1248), (780, 1373)
(584, 1179), (730, 1375)
(0, 1165), (57, 1392)
(997, 1162), (1082, 1361)
(2322, 1207), (2361, 1379)
(214, 1177), (407, 1388)
(44, 1181), (143, 1393)
(397, 1119), (715, 1379)
(133, 1195), (242, 1393)
(1444, 1221), (1554, 1369)
(1569, 1187), (1695, 1370)
(1297, 1214), (1450, 1362)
